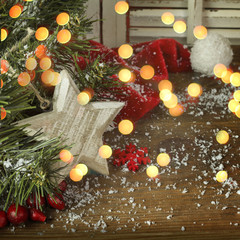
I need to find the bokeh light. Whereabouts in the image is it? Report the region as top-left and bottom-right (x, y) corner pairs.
(118, 119), (134, 135)
(118, 68), (132, 82)
(35, 27), (49, 41)
(1, 107), (7, 120)
(27, 70), (36, 81)
(216, 130), (229, 145)
(41, 70), (54, 85)
(187, 83), (202, 97)
(216, 171), (228, 183)
(173, 20), (186, 34)
(140, 65), (155, 80)
(70, 168), (83, 182)
(164, 93), (178, 108)
(161, 12), (175, 25)
(233, 90), (240, 101)
(18, 72), (30, 86)
(228, 99), (239, 113)
(59, 149), (73, 163)
(77, 91), (90, 105)
(99, 145), (113, 159)
(193, 25), (207, 40)
(160, 89), (172, 101)
(1, 79), (3, 88)
(1, 28), (8, 41)
(40, 57), (52, 70)
(157, 153), (170, 167)
(84, 88), (94, 99)
(51, 72), (61, 86)
(9, 5), (22, 18)
(235, 105), (240, 118)
(146, 166), (159, 178)
(75, 164), (88, 176)
(158, 80), (173, 92)
(25, 57), (37, 71)
(221, 69), (232, 84)
(56, 12), (70, 26)
(213, 64), (227, 78)
(118, 44), (133, 59)
(1, 60), (9, 74)
(57, 29), (71, 44)
(169, 104), (184, 117)
(35, 45), (48, 58)
(230, 72), (240, 87)
(115, 1), (129, 14)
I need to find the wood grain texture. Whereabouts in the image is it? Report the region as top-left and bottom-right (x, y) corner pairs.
(1, 48), (240, 239)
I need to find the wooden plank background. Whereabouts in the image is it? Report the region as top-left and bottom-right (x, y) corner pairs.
(1, 47), (240, 240)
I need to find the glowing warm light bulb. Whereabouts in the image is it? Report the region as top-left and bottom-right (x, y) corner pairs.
(115, 1), (129, 14)
(25, 57), (37, 71)
(35, 27), (49, 41)
(75, 164), (88, 176)
(157, 153), (170, 167)
(216, 130), (229, 145)
(169, 104), (184, 117)
(1, 79), (3, 88)
(160, 89), (172, 101)
(118, 44), (133, 59)
(18, 72), (31, 86)
(228, 99), (239, 113)
(230, 72), (240, 87)
(216, 171), (228, 183)
(40, 57), (52, 70)
(70, 168), (83, 182)
(99, 145), (113, 159)
(59, 149), (73, 163)
(1, 60), (9, 74)
(158, 80), (172, 92)
(118, 69), (132, 82)
(1, 107), (7, 120)
(84, 88), (94, 99)
(51, 72), (61, 86)
(35, 45), (48, 58)
(77, 92), (90, 105)
(221, 70), (232, 84)
(161, 12), (175, 25)
(41, 70), (54, 85)
(235, 105), (240, 118)
(173, 20), (186, 34)
(213, 64), (227, 78)
(146, 166), (159, 178)
(23, 0), (34, 1)
(140, 65), (155, 80)
(193, 25), (207, 40)
(187, 83), (202, 97)
(9, 5), (22, 18)
(118, 119), (134, 135)
(57, 29), (71, 44)
(164, 93), (178, 109)
(56, 12), (70, 25)
(1, 28), (8, 41)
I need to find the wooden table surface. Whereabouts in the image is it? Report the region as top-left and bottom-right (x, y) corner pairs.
(1, 47), (240, 240)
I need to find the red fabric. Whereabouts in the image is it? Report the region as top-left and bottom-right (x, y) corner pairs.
(78, 39), (191, 123)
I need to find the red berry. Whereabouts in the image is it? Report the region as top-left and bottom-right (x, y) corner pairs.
(7, 204), (28, 225)
(0, 211), (8, 228)
(58, 180), (67, 192)
(29, 208), (46, 222)
(26, 193), (46, 208)
(47, 193), (65, 210)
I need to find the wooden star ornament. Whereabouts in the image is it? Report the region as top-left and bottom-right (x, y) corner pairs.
(17, 70), (124, 180)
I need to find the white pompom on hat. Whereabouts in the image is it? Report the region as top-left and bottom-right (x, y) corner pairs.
(190, 33), (233, 76)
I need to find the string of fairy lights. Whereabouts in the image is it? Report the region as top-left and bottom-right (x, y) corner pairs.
(1, 0), (240, 183)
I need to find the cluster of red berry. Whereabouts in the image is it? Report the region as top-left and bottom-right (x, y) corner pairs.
(113, 143), (151, 172)
(0, 180), (67, 228)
